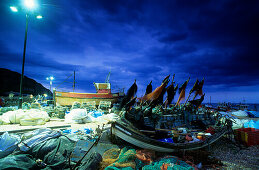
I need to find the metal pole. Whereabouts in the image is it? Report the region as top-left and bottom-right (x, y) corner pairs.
(18, 14), (29, 109)
(50, 80), (52, 92)
(53, 88), (56, 107)
(184, 93), (191, 106)
(73, 70), (75, 92)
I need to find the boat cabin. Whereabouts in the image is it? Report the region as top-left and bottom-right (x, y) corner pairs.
(94, 83), (111, 94)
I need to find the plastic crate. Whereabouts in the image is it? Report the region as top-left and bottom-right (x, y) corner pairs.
(234, 128), (258, 146)
(234, 128), (244, 142)
(245, 129), (259, 146)
(240, 128), (255, 143)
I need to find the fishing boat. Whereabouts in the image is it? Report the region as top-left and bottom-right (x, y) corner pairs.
(110, 75), (231, 152)
(216, 102), (232, 111)
(111, 116), (229, 152)
(54, 82), (125, 106)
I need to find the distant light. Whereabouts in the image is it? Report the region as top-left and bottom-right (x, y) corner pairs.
(36, 15), (43, 19)
(47, 76), (54, 80)
(24, 0), (37, 9)
(44, 94), (48, 97)
(10, 6), (18, 12)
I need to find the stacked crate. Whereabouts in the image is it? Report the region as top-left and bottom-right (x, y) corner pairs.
(234, 128), (259, 146)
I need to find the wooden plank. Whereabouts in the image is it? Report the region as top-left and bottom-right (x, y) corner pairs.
(0, 125), (71, 135)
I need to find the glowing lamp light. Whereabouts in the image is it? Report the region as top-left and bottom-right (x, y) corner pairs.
(46, 76), (54, 81)
(36, 15), (43, 19)
(24, 0), (37, 9)
(10, 6), (18, 12)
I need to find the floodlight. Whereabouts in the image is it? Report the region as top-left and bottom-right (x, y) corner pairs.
(24, 0), (36, 9)
(36, 15), (43, 19)
(10, 6), (18, 12)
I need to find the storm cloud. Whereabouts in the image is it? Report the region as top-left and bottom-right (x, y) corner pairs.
(0, 0), (258, 103)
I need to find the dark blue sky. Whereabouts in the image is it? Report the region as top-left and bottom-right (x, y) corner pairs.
(0, 0), (259, 103)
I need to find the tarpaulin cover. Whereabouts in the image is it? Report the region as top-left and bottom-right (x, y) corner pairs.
(0, 109), (50, 125)
(90, 111), (104, 118)
(231, 110), (248, 117)
(19, 128), (61, 152)
(65, 109), (89, 124)
(244, 120), (259, 129)
(0, 132), (20, 159)
(247, 111), (259, 118)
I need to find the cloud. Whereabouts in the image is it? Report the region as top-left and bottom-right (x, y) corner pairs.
(0, 0), (259, 103)
(159, 32), (188, 43)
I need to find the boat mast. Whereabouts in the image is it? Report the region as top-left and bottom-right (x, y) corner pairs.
(73, 70), (76, 92)
(106, 71), (111, 83)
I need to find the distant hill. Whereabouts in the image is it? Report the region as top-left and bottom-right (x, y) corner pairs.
(0, 68), (52, 96)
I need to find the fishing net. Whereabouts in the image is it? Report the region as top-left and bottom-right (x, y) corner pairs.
(77, 152), (102, 170)
(100, 148), (121, 169)
(105, 147), (136, 170)
(100, 147), (137, 170)
(135, 149), (155, 165)
(100, 147), (158, 170)
(143, 157), (194, 170)
(26, 136), (75, 169)
(0, 154), (38, 170)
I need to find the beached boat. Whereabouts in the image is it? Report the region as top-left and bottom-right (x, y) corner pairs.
(54, 82), (125, 106)
(111, 115), (230, 152)
(111, 76), (231, 152)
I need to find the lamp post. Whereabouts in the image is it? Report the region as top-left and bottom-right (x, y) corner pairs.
(10, 0), (43, 109)
(46, 76), (54, 92)
(18, 13), (29, 109)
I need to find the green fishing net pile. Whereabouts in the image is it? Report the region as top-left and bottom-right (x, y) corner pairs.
(103, 147), (138, 170)
(0, 136), (75, 170)
(28, 136), (75, 169)
(102, 147), (194, 170)
(143, 157), (194, 170)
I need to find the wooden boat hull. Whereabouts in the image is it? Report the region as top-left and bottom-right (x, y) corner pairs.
(111, 119), (229, 152)
(54, 91), (124, 106)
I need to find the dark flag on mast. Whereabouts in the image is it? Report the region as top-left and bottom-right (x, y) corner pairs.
(145, 81), (152, 95)
(127, 79), (138, 98)
(119, 79), (137, 109)
(165, 83), (178, 107)
(189, 93), (205, 109)
(193, 78), (204, 100)
(197, 78), (204, 96)
(190, 79), (199, 94)
(164, 74), (178, 107)
(184, 79), (200, 105)
(176, 78), (190, 106)
(140, 75), (170, 104)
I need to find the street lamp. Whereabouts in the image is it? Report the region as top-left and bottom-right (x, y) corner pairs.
(10, 0), (43, 109)
(10, 6), (18, 12)
(24, 0), (37, 9)
(46, 76), (54, 92)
